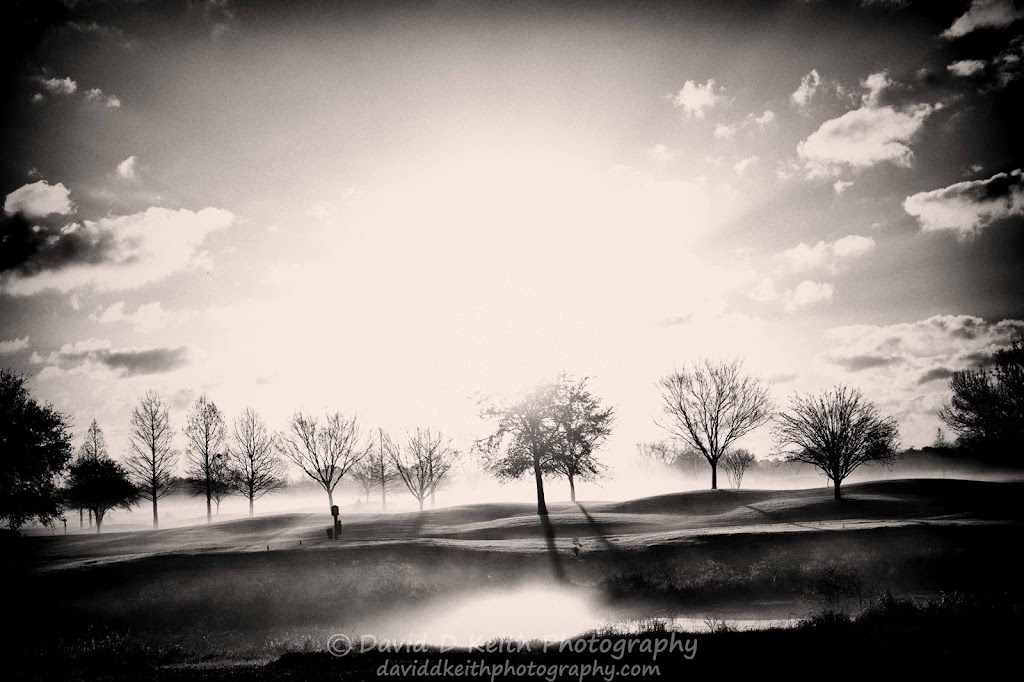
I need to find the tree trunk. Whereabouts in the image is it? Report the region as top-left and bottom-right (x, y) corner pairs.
(569, 475), (576, 502)
(206, 475), (212, 523)
(79, 508), (83, 529)
(249, 494), (254, 516)
(381, 480), (387, 512)
(152, 492), (159, 529)
(711, 461), (718, 490)
(533, 457), (548, 515)
(95, 510), (103, 534)
(88, 508), (93, 528)
(418, 497), (424, 512)
(834, 479), (842, 500)
(327, 488), (334, 512)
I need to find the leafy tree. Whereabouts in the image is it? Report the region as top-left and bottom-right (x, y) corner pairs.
(939, 335), (1023, 462)
(227, 408), (285, 516)
(549, 375), (614, 502)
(386, 427), (459, 511)
(125, 391), (178, 528)
(184, 395), (227, 522)
(279, 411), (368, 511)
(722, 448), (756, 489)
(64, 456), (138, 533)
(477, 379), (563, 515)
(657, 358), (773, 489)
(773, 386), (899, 500)
(0, 369), (73, 530)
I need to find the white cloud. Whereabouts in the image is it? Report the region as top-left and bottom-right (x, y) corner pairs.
(1, 206), (236, 295)
(713, 123), (737, 140)
(670, 79), (725, 119)
(797, 103), (938, 177)
(947, 59), (987, 77)
(116, 156), (138, 179)
(833, 180), (855, 194)
(0, 337), (30, 354)
(860, 70), (892, 107)
(903, 168), (1024, 238)
(646, 144), (679, 162)
(790, 69), (822, 110)
(36, 76), (77, 95)
(779, 234), (874, 274)
(784, 280), (834, 311)
(714, 111), (775, 140)
(754, 110), (776, 127)
(85, 88), (121, 108)
(734, 156), (759, 175)
(3, 180), (74, 218)
(831, 234), (876, 259)
(30, 93), (44, 104)
(942, 0), (1024, 39)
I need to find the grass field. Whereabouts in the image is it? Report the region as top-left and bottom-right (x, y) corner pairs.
(6, 478), (1023, 678)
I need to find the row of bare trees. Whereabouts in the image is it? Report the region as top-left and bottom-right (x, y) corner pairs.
(653, 359), (899, 500)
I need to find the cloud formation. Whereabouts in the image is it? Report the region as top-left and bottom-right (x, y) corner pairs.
(91, 301), (191, 333)
(3, 180), (74, 218)
(784, 280), (834, 311)
(903, 169), (1024, 238)
(33, 338), (189, 377)
(85, 88), (121, 108)
(947, 59), (987, 77)
(116, 156), (137, 179)
(0, 337), (30, 354)
(824, 314), (1024, 379)
(780, 234), (875, 273)
(671, 79), (724, 119)
(942, 0), (1024, 39)
(798, 102), (937, 178)
(1, 206), (236, 295)
(36, 76), (77, 95)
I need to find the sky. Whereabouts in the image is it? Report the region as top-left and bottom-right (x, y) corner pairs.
(1, 0), (1023, 484)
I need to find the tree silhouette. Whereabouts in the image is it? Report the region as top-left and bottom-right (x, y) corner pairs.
(184, 395), (227, 523)
(939, 335), (1023, 462)
(549, 375), (614, 502)
(773, 386), (899, 500)
(64, 455), (138, 533)
(477, 380), (563, 515)
(387, 427), (459, 511)
(76, 419), (109, 527)
(722, 448), (756, 489)
(657, 359), (773, 490)
(279, 411), (368, 511)
(0, 369), (73, 530)
(125, 390), (178, 528)
(227, 407), (285, 516)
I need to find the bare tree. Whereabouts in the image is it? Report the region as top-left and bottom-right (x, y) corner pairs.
(350, 459), (377, 502)
(550, 375), (614, 502)
(125, 391), (178, 528)
(368, 429), (402, 510)
(279, 411), (368, 511)
(227, 407), (285, 516)
(184, 395), (227, 523)
(387, 427), (459, 511)
(657, 358), (773, 490)
(636, 439), (705, 478)
(721, 448), (756, 489)
(76, 419), (108, 527)
(773, 386), (899, 500)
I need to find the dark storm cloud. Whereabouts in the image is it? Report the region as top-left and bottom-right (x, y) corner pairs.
(102, 346), (189, 376)
(829, 354), (903, 371)
(43, 341), (189, 377)
(0, 212), (123, 276)
(917, 367), (956, 384)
